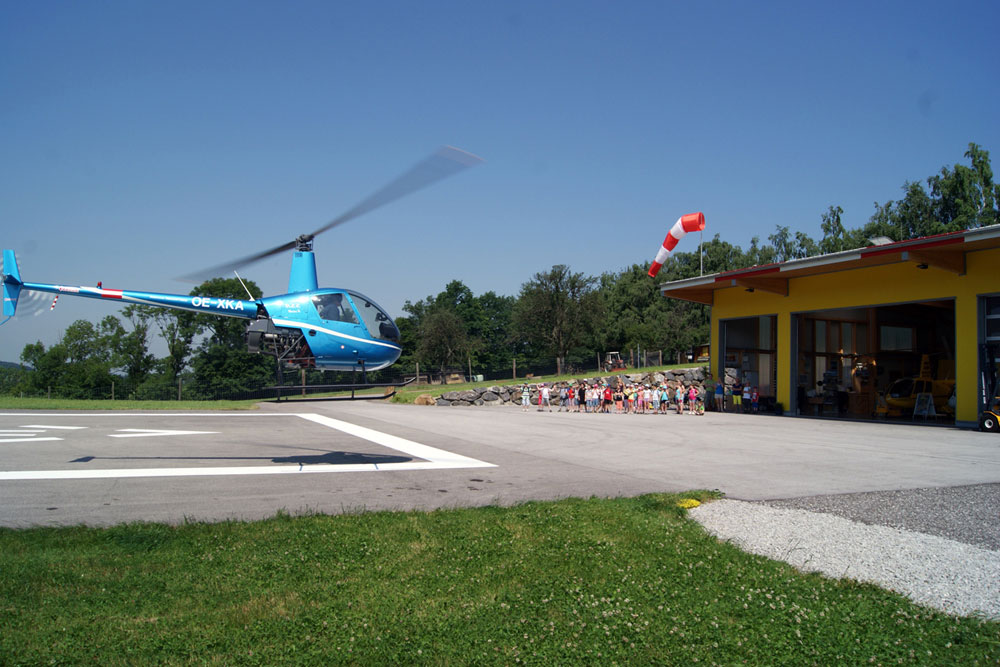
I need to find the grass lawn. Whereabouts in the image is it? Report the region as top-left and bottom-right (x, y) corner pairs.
(2, 493), (997, 665)
(0, 397), (263, 411)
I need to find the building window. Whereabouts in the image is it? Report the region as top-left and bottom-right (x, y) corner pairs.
(986, 296), (1000, 343)
(880, 325), (914, 351)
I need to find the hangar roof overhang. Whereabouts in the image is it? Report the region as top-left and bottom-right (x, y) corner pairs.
(659, 224), (1000, 305)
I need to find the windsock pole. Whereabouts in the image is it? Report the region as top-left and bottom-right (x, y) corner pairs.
(648, 212), (705, 278)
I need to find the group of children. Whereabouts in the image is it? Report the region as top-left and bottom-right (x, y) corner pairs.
(522, 381), (708, 415)
(720, 378), (760, 414)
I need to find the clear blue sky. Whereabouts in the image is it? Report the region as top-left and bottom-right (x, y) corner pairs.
(2, 0), (999, 362)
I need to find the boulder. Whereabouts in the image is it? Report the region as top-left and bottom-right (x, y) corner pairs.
(481, 391), (499, 402)
(435, 398), (452, 406)
(450, 400), (471, 407)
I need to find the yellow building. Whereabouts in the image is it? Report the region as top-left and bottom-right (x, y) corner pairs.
(659, 224), (1000, 428)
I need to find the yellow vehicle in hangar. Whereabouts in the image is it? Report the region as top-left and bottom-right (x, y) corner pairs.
(877, 356), (955, 418)
(880, 376), (956, 417)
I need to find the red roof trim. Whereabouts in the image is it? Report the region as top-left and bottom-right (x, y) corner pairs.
(862, 235), (964, 258)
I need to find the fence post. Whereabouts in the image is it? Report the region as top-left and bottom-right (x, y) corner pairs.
(512, 358), (516, 379)
(177, 378), (182, 401)
(112, 381), (115, 401)
(301, 368), (306, 397)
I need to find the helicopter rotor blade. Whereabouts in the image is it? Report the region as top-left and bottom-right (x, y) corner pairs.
(178, 146), (483, 283)
(305, 145), (483, 241)
(177, 240), (298, 284)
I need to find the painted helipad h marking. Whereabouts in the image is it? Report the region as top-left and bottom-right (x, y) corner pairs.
(1, 426), (63, 444)
(296, 413), (492, 468)
(0, 437), (63, 444)
(109, 429), (218, 439)
(0, 413), (495, 481)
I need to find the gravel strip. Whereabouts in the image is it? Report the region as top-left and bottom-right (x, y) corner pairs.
(689, 498), (1000, 619)
(758, 483), (1000, 551)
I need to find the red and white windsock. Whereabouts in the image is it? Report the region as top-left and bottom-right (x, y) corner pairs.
(647, 212), (705, 278)
(49, 295), (59, 311)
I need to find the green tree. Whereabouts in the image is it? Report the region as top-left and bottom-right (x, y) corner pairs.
(819, 205), (848, 254)
(416, 308), (473, 373)
(597, 265), (671, 356)
(185, 277), (272, 398)
(929, 142), (998, 230)
(0, 364), (26, 395)
(17, 319), (119, 398)
(475, 291), (515, 374)
(768, 226), (796, 263)
(399, 281), (516, 376)
(103, 311), (156, 385)
(511, 265), (598, 375)
(125, 305), (198, 387)
(851, 142), (998, 247)
(189, 277), (262, 347)
(795, 230), (819, 258)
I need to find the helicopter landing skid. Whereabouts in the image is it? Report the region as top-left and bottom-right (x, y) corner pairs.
(265, 378), (416, 402)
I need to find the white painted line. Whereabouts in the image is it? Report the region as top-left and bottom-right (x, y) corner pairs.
(0, 413), (300, 417)
(0, 412), (495, 481)
(109, 429), (219, 439)
(20, 425), (88, 430)
(0, 437), (63, 444)
(0, 459), (494, 480)
(297, 413), (492, 467)
(0, 430), (45, 434)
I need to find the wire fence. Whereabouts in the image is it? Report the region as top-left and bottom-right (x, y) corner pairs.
(3, 349), (684, 401)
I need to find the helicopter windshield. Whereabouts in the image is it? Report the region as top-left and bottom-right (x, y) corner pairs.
(310, 293), (359, 324)
(345, 291), (400, 343)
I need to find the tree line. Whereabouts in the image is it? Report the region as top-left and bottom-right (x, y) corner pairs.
(4, 143), (997, 397)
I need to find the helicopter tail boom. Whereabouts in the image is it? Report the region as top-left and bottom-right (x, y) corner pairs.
(2, 250), (24, 316)
(20, 281), (260, 319)
(2, 250), (260, 319)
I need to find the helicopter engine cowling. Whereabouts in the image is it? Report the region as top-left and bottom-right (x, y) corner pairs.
(245, 318), (315, 367)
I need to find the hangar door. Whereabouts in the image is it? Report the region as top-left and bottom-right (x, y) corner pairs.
(790, 300), (955, 422)
(720, 315), (778, 406)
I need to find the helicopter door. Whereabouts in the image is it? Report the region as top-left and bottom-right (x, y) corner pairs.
(345, 291), (400, 343)
(310, 293), (362, 327)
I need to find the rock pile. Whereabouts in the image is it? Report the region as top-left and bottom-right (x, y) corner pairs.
(425, 366), (712, 407)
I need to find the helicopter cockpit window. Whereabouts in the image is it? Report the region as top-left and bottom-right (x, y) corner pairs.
(311, 293), (359, 324)
(345, 291), (400, 343)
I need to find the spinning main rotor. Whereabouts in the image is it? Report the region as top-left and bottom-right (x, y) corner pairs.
(180, 145), (483, 282)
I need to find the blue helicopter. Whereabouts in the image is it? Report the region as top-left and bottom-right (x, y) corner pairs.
(2, 146), (483, 397)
